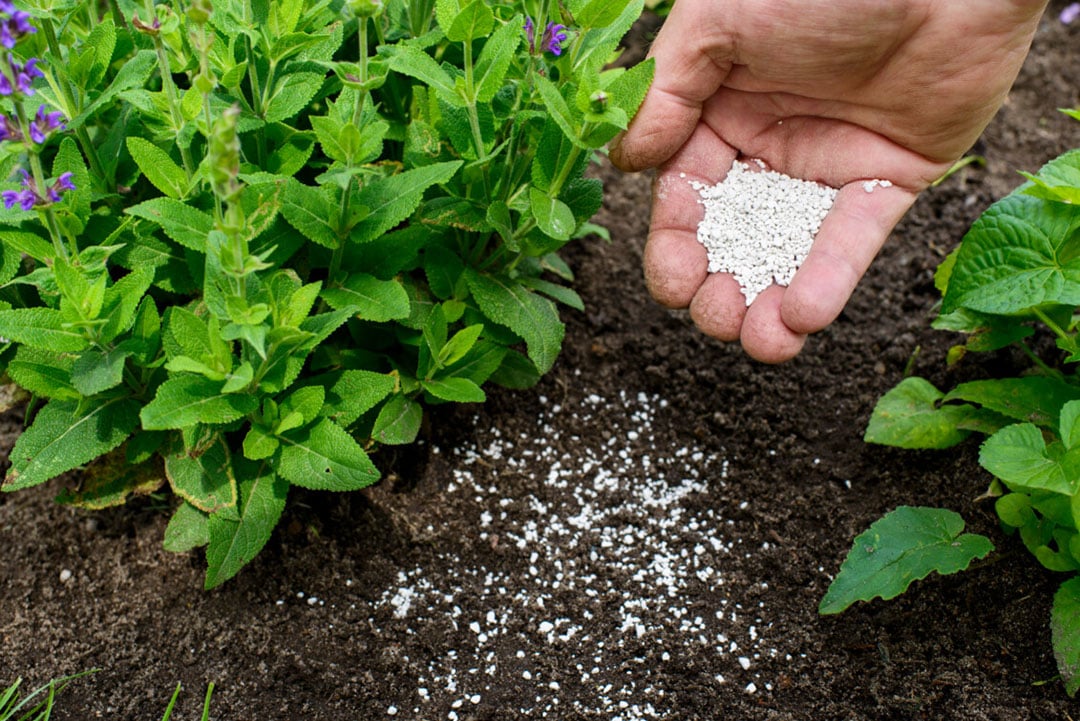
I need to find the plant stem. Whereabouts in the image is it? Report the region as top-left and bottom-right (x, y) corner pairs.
(143, 0), (195, 179)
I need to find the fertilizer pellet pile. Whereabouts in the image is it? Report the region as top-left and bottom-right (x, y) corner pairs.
(691, 160), (843, 305)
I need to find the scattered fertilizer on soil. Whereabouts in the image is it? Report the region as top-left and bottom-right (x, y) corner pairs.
(691, 159), (838, 305)
(363, 387), (789, 719)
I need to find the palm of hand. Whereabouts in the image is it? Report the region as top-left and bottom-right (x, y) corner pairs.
(611, 0), (1048, 362)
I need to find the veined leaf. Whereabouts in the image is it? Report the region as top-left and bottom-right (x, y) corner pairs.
(423, 376), (485, 403)
(529, 187), (576, 241)
(385, 44), (463, 106)
(534, 75), (586, 149)
(277, 418), (379, 491)
(266, 71), (325, 123)
(165, 436), (239, 516)
(943, 376), (1080, 428)
(474, 15), (520, 102)
(864, 377), (975, 449)
(349, 161), (463, 244)
(204, 460), (288, 589)
(0, 308), (89, 352)
(372, 394), (423, 445)
(164, 501), (210, 552)
(126, 198), (214, 252)
(126, 136), (188, 199)
(819, 506), (993, 615)
(1053, 577), (1080, 697)
(3, 398), (139, 491)
(445, 0), (493, 43)
(464, 270), (565, 374)
(71, 347), (131, 396)
(141, 375), (259, 430)
(282, 179), (340, 248)
(320, 273), (410, 321)
(324, 370), (397, 427)
(7, 346), (79, 400)
(979, 422), (1080, 496)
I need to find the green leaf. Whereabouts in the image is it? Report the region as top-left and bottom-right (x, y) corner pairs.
(282, 179), (340, 249)
(164, 436), (239, 516)
(265, 71), (325, 123)
(1053, 577), (1080, 696)
(423, 376), (485, 403)
(163, 501), (210, 552)
(464, 269), (565, 374)
(323, 370), (396, 427)
(320, 273), (410, 321)
(474, 15), (520, 102)
(0, 308), (89, 352)
(943, 376), (1080, 428)
(371, 394), (423, 445)
(1062, 400), (1080, 449)
(126, 136), (188, 199)
(979, 422), (1080, 496)
(141, 376), (259, 430)
(71, 347), (131, 396)
(864, 377), (975, 449)
(1019, 150), (1080, 205)
(529, 187), (576, 242)
(349, 161), (463, 244)
(440, 324), (484, 366)
(204, 461), (288, 589)
(819, 506), (994, 615)
(68, 50), (157, 132)
(277, 418), (379, 491)
(534, 75), (586, 149)
(445, 0), (494, 42)
(0, 229), (55, 262)
(385, 44), (463, 106)
(941, 191), (1080, 315)
(575, 0), (629, 29)
(3, 399), (139, 491)
(126, 198), (214, 252)
(7, 346), (79, 400)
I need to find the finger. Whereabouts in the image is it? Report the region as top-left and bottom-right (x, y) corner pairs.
(740, 285), (807, 363)
(689, 272), (746, 341)
(609, 1), (733, 172)
(643, 125), (738, 308)
(781, 181), (918, 334)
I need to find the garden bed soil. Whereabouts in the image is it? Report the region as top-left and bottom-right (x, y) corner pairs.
(4, 6), (1080, 719)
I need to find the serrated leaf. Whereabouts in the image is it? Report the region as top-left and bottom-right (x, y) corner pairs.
(277, 418), (379, 491)
(1053, 577), (1080, 696)
(265, 71), (324, 123)
(164, 436), (238, 515)
(163, 501), (210, 552)
(423, 376), (485, 403)
(819, 506), (993, 614)
(56, 452), (163, 510)
(864, 377), (975, 449)
(204, 460), (288, 588)
(385, 44), (463, 106)
(534, 75), (586, 149)
(350, 161), (463, 243)
(943, 376), (1080, 428)
(474, 15), (520, 102)
(979, 422), (1080, 496)
(0, 308), (89, 352)
(529, 187), (576, 241)
(126, 198), (214, 252)
(126, 136), (188, 199)
(445, 0), (493, 42)
(7, 346), (79, 400)
(141, 375), (259, 430)
(282, 179), (340, 249)
(941, 191), (1080, 315)
(71, 347), (130, 396)
(0, 228), (55, 262)
(324, 370), (396, 427)
(464, 270), (564, 374)
(575, 0), (628, 28)
(3, 398), (139, 491)
(1019, 150), (1080, 205)
(371, 394), (423, 445)
(321, 273), (410, 321)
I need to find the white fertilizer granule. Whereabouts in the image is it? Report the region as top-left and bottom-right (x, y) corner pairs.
(691, 160), (839, 305)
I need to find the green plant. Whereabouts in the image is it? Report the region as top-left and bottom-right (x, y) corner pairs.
(1, 673), (214, 721)
(0, 0), (653, 587)
(821, 110), (1080, 696)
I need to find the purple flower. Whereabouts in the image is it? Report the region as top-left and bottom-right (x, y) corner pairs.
(1062, 2), (1080, 24)
(1, 54), (42, 96)
(0, 8), (35, 49)
(2, 169), (73, 210)
(524, 16), (535, 52)
(47, 171), (74, 202)
(0, 113), (18, 141)
(542, 22), (567, 56)
(28, 104), (63, 144)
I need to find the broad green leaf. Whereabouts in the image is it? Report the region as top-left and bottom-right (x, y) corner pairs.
(943, 376), (1080, 428)
(372, 394), (423, 445)
(163, 501), (210, 552)
(165, 436), (239, 516)
(435, 0), (462, 39)
(1062, 400), (1080, 449)
(464, 269), (565, 374)
(7, 346), (79, 400)
(324, 370), (396, 427)
(277, 418), (379, 491)
(474, 15), (520, 102)
(265, 71), (324, 123)
(0, 228), (55, 262)
(282, 386), (325, 426)
(126, 198), (214, 252)
(71, 347), (131, 396)
(243, 426), (279, 460)
(349, 161), (463, 244)
(819, 506), (993, 615)
(0, 308), (89, 352)
(100, 265), (155, 344)
(51, 139), (90, 235)
(521, 277), (585, 311)
(575, 0), (628, 29)
(444, 340), (507, 386)
(282, 179), (340, 249)
(864, 377), (974, 449)
(385, 44), (463, 106)
(141, 376), (259, 430)
(445, 0), (493, 43)
(440, 324), (484, 366)
(534, 74), (586, 149)
(3, 399), (139, 491)
(979, 423), (1080, 496)
(941, 191), (1080, 315)
(320, 273), (411, 321)
(126, 136), (188, 199)
(68, 50), (157, 132)
(1053, 577), (1080, 696)
(423, 376), (485, 403)
(530, 187), (576, 242)
(1019, 150), (1080, 205)
(204, 461), (288, 589)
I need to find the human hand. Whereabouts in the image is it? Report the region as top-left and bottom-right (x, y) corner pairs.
(610, 0), (1049, 362)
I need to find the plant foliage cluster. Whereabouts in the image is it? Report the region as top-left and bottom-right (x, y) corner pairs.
(0, 0), (653, 587)
(821, 109), (1080, 696)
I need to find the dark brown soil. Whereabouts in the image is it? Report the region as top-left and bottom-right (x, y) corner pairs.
(4, 6), (1080, 720)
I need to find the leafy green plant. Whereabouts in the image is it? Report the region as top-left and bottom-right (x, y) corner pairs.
(821, 109), (1080, 696)
(1, 673), (214, 721)
(0, 0), (653, 587)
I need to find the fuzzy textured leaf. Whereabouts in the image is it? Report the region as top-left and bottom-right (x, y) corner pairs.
(204, 461), (288, 588)
(1053, 577), (1080, 697)
(126, 198), (214, 252)
(464, 269), (564, 374)
(0, 308), (89, 352)
(277, 418), (379, 491)
(819, 506), (993, 615)
(349, 161), (463, 244)
(320, 273), (410, 321)
(141, 376), (259, 430)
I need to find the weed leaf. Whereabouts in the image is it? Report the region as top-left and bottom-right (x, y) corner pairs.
(864, 377), (974, 449)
